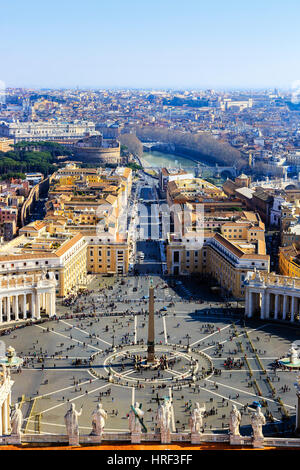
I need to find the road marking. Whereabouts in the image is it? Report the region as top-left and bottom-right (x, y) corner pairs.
(205, 379), (295, 409)
(163, 316), (168, 344)
(211, 357), (278, 361)
(200, 323), (269, 353)
(34, 324), (103, 352)
(120, 369), (136, 377)
(191, 323), (235, 348)
(31, 378), (98, 401)
(38, 383), (111, 415)
(60, 319), (112, 346)
(134, 316), (137, 344)
(197, 386), (247, 408)
(167, 369), (185, 378)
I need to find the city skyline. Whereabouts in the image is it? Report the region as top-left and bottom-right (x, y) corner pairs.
(2, 0), (300, 89)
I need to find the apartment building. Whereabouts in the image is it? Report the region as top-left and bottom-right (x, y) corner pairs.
(166, 230), (269, 298)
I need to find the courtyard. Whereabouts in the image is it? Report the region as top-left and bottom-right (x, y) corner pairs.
(2, 274), (299, 439)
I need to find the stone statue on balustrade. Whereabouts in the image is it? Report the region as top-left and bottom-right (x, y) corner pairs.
(189, 402), (205, 435)
(229, 404), (241, 440)
(10, 403), (23, 437)
(129, 402), (144, 434)
(41, 269), (47, 281)
(129, 402), (145, 443)
(251, 407), (266, 447)
(64, 403), (83, 445)
(90, 403), (107, 437)
(156, 398), (173, 443)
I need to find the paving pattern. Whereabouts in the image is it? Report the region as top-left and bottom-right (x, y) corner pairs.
(3, 276), (299, 438)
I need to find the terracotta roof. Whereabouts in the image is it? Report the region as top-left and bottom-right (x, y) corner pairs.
(54, 233), (84, 256)
(212, 233), (269, 260)
(0, 253), (57, 262)
(213, 233), (245, 257)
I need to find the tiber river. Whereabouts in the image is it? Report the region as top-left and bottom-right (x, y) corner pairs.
(141, 150), (198, 170)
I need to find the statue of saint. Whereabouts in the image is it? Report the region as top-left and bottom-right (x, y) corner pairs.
(229, 404), (241, 437)
(10, 403), (23, 436)
(64, 403), (83, 437)
(91, 403), (107, 436)
(129, 402), (144, 433)
(251, 407), (266, 440)
(156, 398), (173, 433)
(189, 403), (205, 434)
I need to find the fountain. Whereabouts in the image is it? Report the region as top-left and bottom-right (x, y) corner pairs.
(0, 342), (23, 368)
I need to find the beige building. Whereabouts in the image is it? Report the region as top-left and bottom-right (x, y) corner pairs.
(167, 231), (269, 299)
(86, 234), (129, 275)
(0, 229), (88, 298)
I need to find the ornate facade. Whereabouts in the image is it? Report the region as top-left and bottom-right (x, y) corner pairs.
(245, 270), (300, 322)
(0, 273), (56, 321)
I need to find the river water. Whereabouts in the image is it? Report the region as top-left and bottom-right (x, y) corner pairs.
(141, 150), (198, 169)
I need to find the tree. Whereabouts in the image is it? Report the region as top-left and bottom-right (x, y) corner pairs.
(134, 126), (245, 169)
(119, 134), (143, 158)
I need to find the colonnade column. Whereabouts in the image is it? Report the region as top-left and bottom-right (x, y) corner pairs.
(49, 291), (55, 317)
(283, 295), (287, 320)
(0, 298), (2, 323)
(291, 296), (296, 322)
(23, 294), (27, 319)
(245, 291), (249, 317)
(6, 297), (10, 322)
(35, 293), (40, 320)
(31, 292), (36, 319)
(264, 293), (270, 319)
(274, 295), (279, 320)
(260, 292), (266, 320)
(14, 295), (19, 320)
(247, 291), (253, 318)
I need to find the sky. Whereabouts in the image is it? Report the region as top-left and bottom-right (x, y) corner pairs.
(1, 0), (300, 90)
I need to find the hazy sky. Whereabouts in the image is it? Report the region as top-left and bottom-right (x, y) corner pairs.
(1, 0), (300, 89)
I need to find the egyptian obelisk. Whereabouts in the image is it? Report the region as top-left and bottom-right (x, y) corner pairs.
(147, 279), (155, 363)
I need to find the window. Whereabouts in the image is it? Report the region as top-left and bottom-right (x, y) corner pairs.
(174, 251), (179, 263)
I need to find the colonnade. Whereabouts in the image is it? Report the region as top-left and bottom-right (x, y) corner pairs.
(246, 289), (300, 322)
(0, 289), (56, 323)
